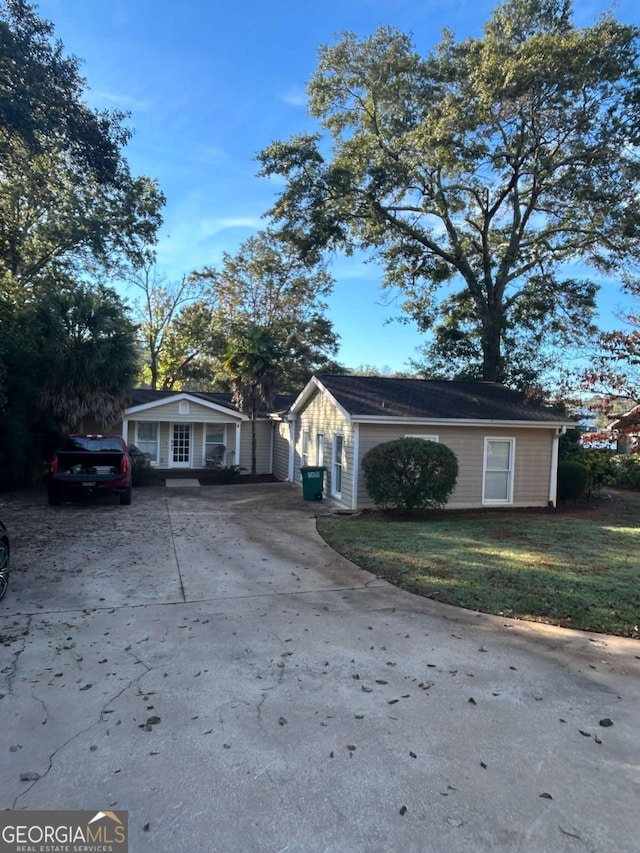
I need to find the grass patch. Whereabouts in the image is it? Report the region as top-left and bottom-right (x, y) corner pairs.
(317, 491), (640, 637)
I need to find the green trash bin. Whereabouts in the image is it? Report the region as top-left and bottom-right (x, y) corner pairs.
(300, 465), (326, 501)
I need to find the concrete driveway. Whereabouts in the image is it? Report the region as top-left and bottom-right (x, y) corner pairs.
(1, 483), (638, 852)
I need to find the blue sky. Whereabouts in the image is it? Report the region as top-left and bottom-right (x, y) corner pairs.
(36, 0), (640, 374)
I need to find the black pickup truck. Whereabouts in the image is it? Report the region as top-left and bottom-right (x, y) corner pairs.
(48, 434), (133, 506)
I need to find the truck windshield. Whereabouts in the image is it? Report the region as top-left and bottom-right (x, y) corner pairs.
(62, 437), (124, 452)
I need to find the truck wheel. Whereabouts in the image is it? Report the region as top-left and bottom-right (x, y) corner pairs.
(119, 485), (132, 506)
(48, 484), (62, 506)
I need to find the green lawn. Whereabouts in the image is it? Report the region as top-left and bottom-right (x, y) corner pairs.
(317, 491), (640, 637)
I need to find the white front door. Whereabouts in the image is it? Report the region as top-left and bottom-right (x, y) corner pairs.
(171, 423), (191, 467)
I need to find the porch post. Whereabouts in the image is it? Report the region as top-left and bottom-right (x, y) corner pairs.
(122, 419), (129, 444)
(235, 421), (241, 468)
(287, 416), (296, 482)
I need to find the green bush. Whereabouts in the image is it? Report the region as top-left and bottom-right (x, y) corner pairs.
(557, 460), (589, 501)
(131, 464), (161, 487)
(362, 438), (458, 512)
(213, 464), (244, 484)
(580, 447), (618, 493)
(615, 454), (640, 490)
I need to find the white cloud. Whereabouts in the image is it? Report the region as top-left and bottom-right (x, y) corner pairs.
(280, 86), (307, 107)
(89, 89), (152, 112)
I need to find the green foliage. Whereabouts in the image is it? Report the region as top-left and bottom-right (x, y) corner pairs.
(192, 229), (341, 392)
(212, 465), (244, 484)
(580, 448), (618, 493)
(558, 428), (584, 461)
(615, 455), (640, 491)
(36, 282), (139, 431)
(361, 438), (458, 512)
(224, 324), (282, 476)
(557, 460), (589, 502)
(0, 2), (163, 486)
(258, 0), (640, 384)
(131, 463), (160, 488)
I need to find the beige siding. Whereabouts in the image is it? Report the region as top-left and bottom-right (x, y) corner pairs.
(123, 419), (235, 469)
(272, 422), (290, 481)
(131, 398), (234, 423)
(357, 424), (556, 509)
(238, 420), (273, 475)
(295, 389), (355, 509)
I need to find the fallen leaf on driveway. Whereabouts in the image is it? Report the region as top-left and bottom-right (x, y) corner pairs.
(559, 825), (581, 839)
(539, 792), (553, 800)
(20, 772), (40, 782)
(599, 718), (614, 727)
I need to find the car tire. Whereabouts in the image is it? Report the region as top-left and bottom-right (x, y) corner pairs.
(119, 485), (132, 506)
(0, 535), (9, 601)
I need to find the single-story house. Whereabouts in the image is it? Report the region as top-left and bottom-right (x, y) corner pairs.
(608, 404), (640, 454)
(277, 375), (574, 510)
(105, 389), (295, 473)
(107, 376), (574, 510)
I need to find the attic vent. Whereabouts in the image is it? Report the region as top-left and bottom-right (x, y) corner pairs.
(179, 401), (189, 414)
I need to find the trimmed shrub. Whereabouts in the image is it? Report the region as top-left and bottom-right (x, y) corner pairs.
(361, 438), (458, 512)
(557, 460), (589, 501)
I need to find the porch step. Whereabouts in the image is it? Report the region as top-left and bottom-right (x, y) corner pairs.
(165, 478), (201, 488)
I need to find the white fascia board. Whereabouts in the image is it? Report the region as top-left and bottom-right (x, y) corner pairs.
(125, 392), (244, 420)
(288, 377), (321, 414)
(351, 415), (575, 429)
(289, 376), (352, 422)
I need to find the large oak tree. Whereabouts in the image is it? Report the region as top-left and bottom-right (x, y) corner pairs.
(258, 0), (640, 385)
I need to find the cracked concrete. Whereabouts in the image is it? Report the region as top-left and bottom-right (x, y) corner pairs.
(0, 482), (639, 852)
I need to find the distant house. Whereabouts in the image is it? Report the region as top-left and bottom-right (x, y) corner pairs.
(277, 375), (574, 510)
(609, 404), (640, 454)
(100, 376), (573, 510)
(105, 390), (294, 473)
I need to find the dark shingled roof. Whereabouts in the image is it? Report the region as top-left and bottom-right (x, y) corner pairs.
(315, 375), (568, 423)
(127, 389), (296, 417)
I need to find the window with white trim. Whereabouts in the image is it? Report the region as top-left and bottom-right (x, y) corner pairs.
(332, 434), (344, 497)
(205, 425), (225, 462)
(301, 429), (310, 467)
(483, 438), (515, 503)
(137, 422), (159, 464)
(405, 434), (439, 442)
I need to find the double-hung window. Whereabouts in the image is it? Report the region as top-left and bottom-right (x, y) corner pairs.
(205, 425), (225, 461)
(483, 438), (515, 504)
(301, 429), (310, 467)
(137, 422), (158, 465)
(332, 434), (344, 497)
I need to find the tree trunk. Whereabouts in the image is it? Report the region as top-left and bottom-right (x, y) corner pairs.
(480, 313), (505, 383)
